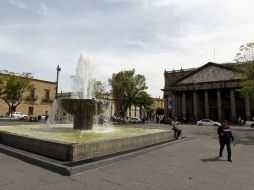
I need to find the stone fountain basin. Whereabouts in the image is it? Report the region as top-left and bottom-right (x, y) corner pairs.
(60, 99), (97, 115)
(60, 98), (103, 130)
(0, 125), (173, 162)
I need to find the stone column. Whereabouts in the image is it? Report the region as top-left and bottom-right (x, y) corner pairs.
(164, 97), (168, 118)
(230, 89), (236, 122)
(245, 96), (251, 121)
(217, 89), (222, 121)
(204, 90), (209, 118)
(171, 93), (176, 118)
(182, 92), (186, 120)
(176, 94), (180, 118)
(193, 91), (198, 120)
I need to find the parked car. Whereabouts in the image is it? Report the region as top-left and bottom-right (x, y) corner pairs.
(245, 121), (254, 128)
(160, 117), (180, 125)
(10, 112), (28, 119)
(196, 119), (221, 127)
(128, 117), (141, 124)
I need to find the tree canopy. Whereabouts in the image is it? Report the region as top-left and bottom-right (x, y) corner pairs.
(134, 91), (154, 108)
(156, 107), (164, 116)
(93, 80), (107, 98)
(234, 42), (254, 99)
(0, 71), (33, 114)
(109, 69), (149, 117)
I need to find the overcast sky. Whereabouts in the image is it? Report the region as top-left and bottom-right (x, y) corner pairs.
(0, 0), (254, 97)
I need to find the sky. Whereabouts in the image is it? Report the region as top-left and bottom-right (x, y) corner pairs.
(0, 0), (254, 97)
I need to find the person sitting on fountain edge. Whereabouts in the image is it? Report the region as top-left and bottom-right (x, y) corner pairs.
(172, 118), (181, 139)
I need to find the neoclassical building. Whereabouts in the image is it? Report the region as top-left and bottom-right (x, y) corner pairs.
(162, 62), (253, 122)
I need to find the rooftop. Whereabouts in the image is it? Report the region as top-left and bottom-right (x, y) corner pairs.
(164, 62), (237, 74)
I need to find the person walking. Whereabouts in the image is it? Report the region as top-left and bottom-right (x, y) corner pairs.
(172, 118), (181, 139)
(156, 116), (159, 124)
(45, 110), (49, 121)
(217, 120), (234, 162)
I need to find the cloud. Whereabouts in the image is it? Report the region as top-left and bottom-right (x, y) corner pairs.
(9, 0), (28, 9)
(38, 4), (49, 16)
(1, 0), (254, 97)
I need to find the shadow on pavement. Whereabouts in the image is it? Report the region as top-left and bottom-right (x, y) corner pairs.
(200, 156), (227, 163)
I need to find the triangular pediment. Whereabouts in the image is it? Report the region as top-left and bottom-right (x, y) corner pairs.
(176, 63), (243, 85)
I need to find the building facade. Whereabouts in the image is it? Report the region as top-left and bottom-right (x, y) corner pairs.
(163, 62), (254, 122)
(0, 78), (56, 116)
(151, 97), (164, 110)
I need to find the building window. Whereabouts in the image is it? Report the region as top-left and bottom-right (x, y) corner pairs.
(42, 89), (53, 104)
(45, 90), (50, 100)
(28, 107), (34, 115)
(30, 89), (35, 99)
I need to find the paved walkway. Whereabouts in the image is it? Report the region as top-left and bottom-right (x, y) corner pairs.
(0, 124), (253, 190)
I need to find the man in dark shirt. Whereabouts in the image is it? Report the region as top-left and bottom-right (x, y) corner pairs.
(217, 120), (234, 162)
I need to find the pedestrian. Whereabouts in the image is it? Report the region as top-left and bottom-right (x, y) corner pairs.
(217, 120), (234, 162)
(156, 116), (159, 124)
(45, 110), (49, 121)
(238, 116), (241, 124)
(172, 118), (181, 139)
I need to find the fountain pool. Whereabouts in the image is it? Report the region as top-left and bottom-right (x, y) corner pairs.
(0, 125), (165, 143)
(0, 124), (172, 162)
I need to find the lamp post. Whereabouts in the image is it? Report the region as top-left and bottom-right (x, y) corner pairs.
(55, 65), (61, 99)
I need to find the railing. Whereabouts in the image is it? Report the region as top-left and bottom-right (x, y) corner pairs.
(41, 99), (54, 103)
(24, 96), (38, 101)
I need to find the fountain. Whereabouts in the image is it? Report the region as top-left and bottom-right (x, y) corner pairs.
(0, 53), (174, 175)
(54, 53), (102, 130)
(61, 99), (96, 130)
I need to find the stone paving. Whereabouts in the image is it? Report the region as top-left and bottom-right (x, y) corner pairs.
(0, 124), (253, 190)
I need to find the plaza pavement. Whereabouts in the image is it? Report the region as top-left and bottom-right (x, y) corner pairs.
(0, 124), (253, 190)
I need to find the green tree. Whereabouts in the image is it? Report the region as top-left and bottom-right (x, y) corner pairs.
(133, 91), (154, 117)
(146, 107), (155, 120)
(134, 91), (154, 118)
(0, 71), (33, 114)
(155, 107), (164, 116)
(109, 69), (147, 117)
(93, 80), (107, 98)
(235, 42), (254, 99)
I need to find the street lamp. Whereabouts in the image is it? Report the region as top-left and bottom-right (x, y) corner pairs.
(55, 65), (61, 99)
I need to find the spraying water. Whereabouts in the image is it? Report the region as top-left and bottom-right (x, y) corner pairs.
(71, 53), (94, 99)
